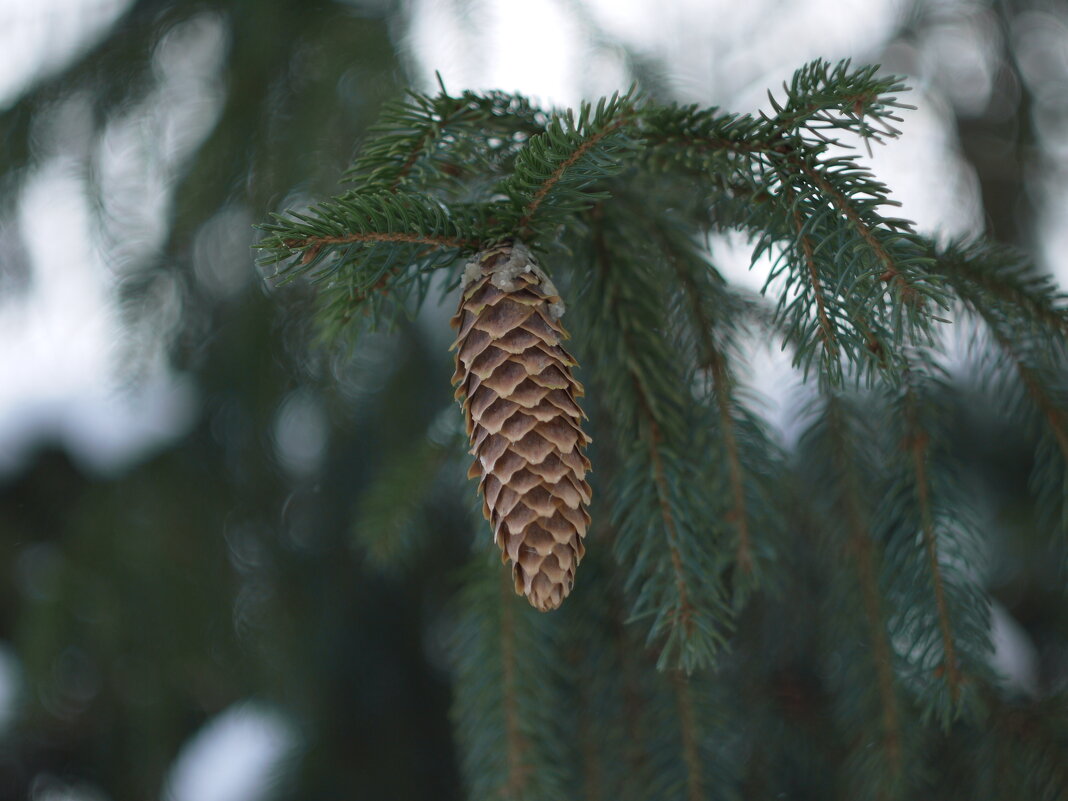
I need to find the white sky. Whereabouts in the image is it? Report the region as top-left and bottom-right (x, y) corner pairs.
(0, 0), (134, 109)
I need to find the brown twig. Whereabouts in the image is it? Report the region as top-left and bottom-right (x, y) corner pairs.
(779, 176), (839, 356)
(665, 246), (755, 571)
(283, 231), (478, 251)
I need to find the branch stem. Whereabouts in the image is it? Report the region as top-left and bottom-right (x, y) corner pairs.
(283, 231), (477, 251)
(671, 671), (705, 801)
(592, 207), (696, 632)
(499, 572), (527, 798)
(904, 381), (962, 701)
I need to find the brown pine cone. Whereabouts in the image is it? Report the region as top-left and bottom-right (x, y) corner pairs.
(451, 243), (592, 611)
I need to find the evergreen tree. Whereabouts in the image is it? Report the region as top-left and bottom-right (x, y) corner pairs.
(258, 60), (1068, 800)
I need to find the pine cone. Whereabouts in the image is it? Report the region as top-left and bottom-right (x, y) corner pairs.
(451, 243), (592, 611)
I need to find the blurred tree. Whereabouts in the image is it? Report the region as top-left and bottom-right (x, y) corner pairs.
(0, 1), (466, 799)
(0, 2), (1066, 801)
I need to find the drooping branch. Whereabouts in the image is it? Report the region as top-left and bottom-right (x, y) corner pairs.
(961, 297), (1068, 461)
(499, 572), (529, 799)
(644, 416), (696, 633)
(591, 214), (697, 634)
(827, 399), (903, 775)
(671, 671), (705, 801)
(903, 379), (962, 702)
(666, 245), (755, 571)
(797, 161), (912, 296)
(779, 176), (839, 356)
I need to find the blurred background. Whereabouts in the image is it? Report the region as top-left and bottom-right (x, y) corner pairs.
(0, 0), (1065, 798)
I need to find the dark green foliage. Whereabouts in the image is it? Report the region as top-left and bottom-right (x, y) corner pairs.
(258, 54), (1068, 800)
(450, 557), (570, 801)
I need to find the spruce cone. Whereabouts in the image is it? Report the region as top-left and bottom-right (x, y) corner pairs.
(451, 243), (592, 611)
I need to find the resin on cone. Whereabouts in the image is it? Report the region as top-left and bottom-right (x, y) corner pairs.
(451, 243), (592, 611)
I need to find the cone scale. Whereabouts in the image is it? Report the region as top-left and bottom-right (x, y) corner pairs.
(451, 243), (592, 611)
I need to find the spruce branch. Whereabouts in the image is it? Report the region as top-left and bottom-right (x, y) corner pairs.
(553, 551), (650, 801)
(451, 559), (567, 801)
(583, 205), (732, 672)
(901, 368), (962, 704)
(257, 191), (487, 337)
(982, 691), (1068, 801)
(1010, 346), (1068, 462)
(503, 91), (637, 239)
(868, 354), (994, 729)
(937, 241), (1068, 340)
(639, 61), (940, 385)
(803, 395), (906, 787)
(763, 58), (913, 147)
(352, 433), (449, 572)
(844, 466), (904, 778)
(953, 271), (1068, 461)
(258, 190), (483, 275)
(781, 177), (838, 358)
(687, 305), (756, 576)
(343, 88), (545, 194)
(671, 671), (706, 801)
(607, 577), (654, 792)
(499, 571), (528, 798)
(658, 229), (759, 574)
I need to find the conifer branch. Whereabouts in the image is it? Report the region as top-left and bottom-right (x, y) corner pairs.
(903, 381), (962, 702)
(667, 245), (755, 571)
(780, 177), (838, 356)
(849, 500), (903, 773)
(609, 585), (651, 787)
(942, 243), (1068, 465)
(986, 691), (1068, 800)
(827, 399), (903, 775)
(584, 206), (732, 671)
(710, 356), (753, 573)
(1012, 349), (1068, 461)
(964, 299), (1068, 460)
(282, 230), (479, 251)
(798, 162), (910, 296)
(596, 213), (696, 634)
(499, 573), (528, 799)
(253, 57), (1068, 796)
(671, 671), (705, 801)
(517, 115), (632, 235)
(504, 93), (635, 238)
(452, 562), (565, 801)
(937, 243), (1068, 339)
(764, 59), (911, 145)
(344, 89), (544, 193)
(645, 418), (697, 631)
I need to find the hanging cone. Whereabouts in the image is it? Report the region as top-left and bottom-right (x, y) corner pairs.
(451, 243), (592, 611)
